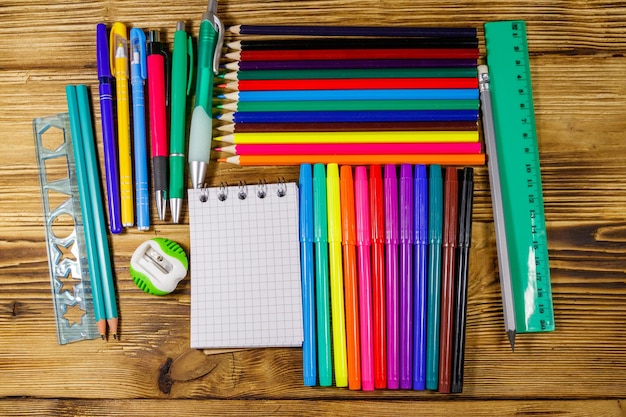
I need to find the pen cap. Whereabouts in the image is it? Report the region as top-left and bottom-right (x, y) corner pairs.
(399, 164), (414, 244)
(369, 165), (384, 244)
(443, 167), (459, 245)
(458, 167), (474, 247)
(313, 163), (328, 243)
(414, 164), (428, 244)
(326, 163), (342, 243)
(129, 28), (147, 79)
(354, 166), (371, 246)
(340, 165), (356, 245)
(109, 22), (128, 75)
(299, 164), (314, 242)
(384, 164), (399, 245)
(429, 165), (443, 243)
(96, 23), (112, 78)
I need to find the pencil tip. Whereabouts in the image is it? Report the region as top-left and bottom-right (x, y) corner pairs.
(507, 330), (516, 352)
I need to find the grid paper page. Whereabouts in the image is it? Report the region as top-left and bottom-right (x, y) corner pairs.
(188, 182), (303, 348)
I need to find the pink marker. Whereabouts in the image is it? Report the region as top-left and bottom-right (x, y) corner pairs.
(354, 166), (374, 391)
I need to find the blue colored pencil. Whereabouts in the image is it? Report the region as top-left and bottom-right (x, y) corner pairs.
(220, 89), (479, 102)
(217, 110), (479, 124)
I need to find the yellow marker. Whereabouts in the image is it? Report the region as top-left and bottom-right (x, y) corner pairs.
(326, 163), (348, 387)
(110, 22), (134, 227)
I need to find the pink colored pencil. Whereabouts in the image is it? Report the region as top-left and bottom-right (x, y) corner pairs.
(216, 142), (482, 156)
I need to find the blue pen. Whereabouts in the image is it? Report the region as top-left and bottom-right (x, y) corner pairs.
(299, 164), (316, 386)
(399, 164), (414, 389)
(129, 28), (150, 231)
(426, 165), (443, 390)
(412, 164), (428, 390)
(218, 109), (479, 124)
(313, 163), (332, 386)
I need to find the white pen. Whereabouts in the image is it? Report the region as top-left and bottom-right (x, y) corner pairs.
(478, 64), (516, 351)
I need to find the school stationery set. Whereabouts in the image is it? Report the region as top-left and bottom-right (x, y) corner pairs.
(33, 0), (554, 394)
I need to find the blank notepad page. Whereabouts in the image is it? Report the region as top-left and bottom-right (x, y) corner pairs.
(188, 182), (303, 348)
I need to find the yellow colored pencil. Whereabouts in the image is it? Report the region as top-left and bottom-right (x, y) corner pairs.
(219, 154), (486, 166)
(215, 131), (478, 144)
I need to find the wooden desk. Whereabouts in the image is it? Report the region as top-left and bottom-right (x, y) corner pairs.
(1, 1), (625, 415)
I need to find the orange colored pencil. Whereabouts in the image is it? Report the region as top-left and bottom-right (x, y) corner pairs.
(340, 165), (361, 390)
(218, 154), (485, 166)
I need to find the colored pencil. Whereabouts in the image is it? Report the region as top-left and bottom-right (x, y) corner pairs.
(227, 24), (477, 38)
(340, 165), (362, 390)
(216, 143), (482, 156)
(219, 89), (479, 102)
(216, 121), (478, 133)
(219, 154), (486, 166)
(224, 59), (478, 71)
(451, 167), (474, 393)
(217, 110), (479, 124)
(220, 100), (479, 113)
(225, 48), (479, 61)
(226, 38), (479, 51)
(221, 67), (478, 81)
(438, 167), (459, 393)
(219, 78), (478, 91)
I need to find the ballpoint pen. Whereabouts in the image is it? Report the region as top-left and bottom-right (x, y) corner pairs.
(96, 23), (122, 234)
(299, 164), (316, 386)
(147, 29), (169, 220)
(130, 28), (150, 231)
(413, 164), (428, 390)
(313, 164), (332, 387)
(110, 22), (134, 227)
(426, 164), (443, 390)
(478, 64), (516, 350)
(189, 0), (224, 189)
(355, 166), (374, 391)
(326, 163), (348, 388)
(170, 21), (193, 223)
(384, 164), (399, 390)
(399, 164), (414, 389)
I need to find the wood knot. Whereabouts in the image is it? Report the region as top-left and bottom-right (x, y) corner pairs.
(158, 357), (174, 395)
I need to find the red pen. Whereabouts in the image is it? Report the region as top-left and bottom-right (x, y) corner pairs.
(369, 165), (387, 389)
(147, 30), (169, 220)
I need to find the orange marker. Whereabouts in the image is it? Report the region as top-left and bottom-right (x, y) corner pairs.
(340, 165), (361, 390)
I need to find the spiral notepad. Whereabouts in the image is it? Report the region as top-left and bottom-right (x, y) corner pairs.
(188, 181), (303, 348)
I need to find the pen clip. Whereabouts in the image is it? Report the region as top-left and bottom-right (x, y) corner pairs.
(210, 13), (225, 75)
(109, 22), (128, 76)
(186, 35), (194, 95)
(130, 28), (147, 80)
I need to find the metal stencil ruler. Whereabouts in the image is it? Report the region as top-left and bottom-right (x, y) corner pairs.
(484, 21), (555, 333)
(33, 113), (100, 344)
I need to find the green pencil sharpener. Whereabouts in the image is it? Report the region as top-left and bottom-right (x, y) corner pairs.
(130, 238), (189, 296)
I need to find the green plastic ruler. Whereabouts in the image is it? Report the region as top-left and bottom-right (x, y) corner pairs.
(484, 21), (555, 333)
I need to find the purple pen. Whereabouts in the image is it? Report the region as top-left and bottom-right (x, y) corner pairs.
(384, 164), (399, 389)
(96, 23), (122, 234)
(399, 164), (414, 389)
(413, 164), (429, 390)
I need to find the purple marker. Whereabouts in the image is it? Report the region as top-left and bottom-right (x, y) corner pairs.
(413, 165), (429, 390)
(399, 164), (414, 389)
(96, 23), (122, 234)
(384, 164), (399, 389)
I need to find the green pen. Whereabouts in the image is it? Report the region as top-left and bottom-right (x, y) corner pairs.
(313, 163), (332, 387)
(425, 164), (443, 390)
(189, 0), (223, 189)
(169, 21), (193, 223)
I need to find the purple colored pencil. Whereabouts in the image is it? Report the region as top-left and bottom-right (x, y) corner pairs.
(225, 59), (478, 72)
(228, 24), (477, 38)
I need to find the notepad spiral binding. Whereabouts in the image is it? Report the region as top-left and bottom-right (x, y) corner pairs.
(198, 178), (288, 202)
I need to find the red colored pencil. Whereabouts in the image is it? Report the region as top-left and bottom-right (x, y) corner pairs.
(220, 78), (478, 91)
(225, 48), (479, 61)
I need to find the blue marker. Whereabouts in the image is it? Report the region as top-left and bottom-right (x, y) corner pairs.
(299, 164), (316, 386)
(129, 28), (150, 231)
(412, 164), (428, 390)
(313, 163), (332, 386)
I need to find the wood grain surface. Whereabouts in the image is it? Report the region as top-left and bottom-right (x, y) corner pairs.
(1, 1), (626, 416)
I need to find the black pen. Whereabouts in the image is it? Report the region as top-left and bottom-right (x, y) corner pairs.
(450, 167), (474, 393)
